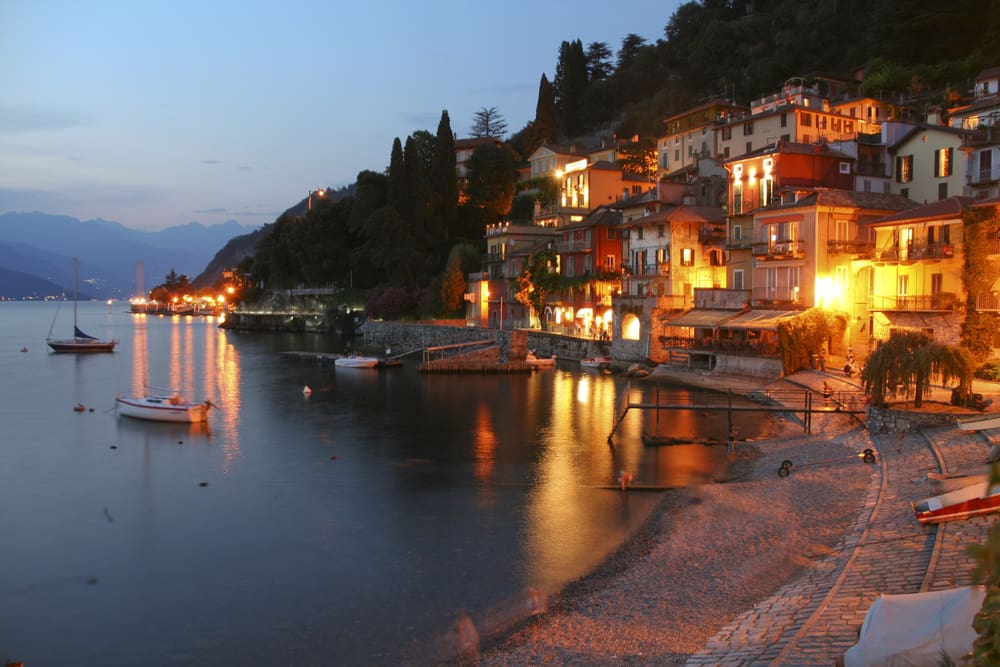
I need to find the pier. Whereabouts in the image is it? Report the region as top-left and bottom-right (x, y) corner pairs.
(608, 384), (868, 443)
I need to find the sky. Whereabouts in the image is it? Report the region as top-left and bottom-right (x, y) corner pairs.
(0, 0), (684, 232)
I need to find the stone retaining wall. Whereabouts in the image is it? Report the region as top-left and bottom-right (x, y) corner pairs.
(867, 406), (960, 434)
(361, 322), (607, 364)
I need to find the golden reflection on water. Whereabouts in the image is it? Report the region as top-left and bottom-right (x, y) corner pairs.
(473, 403), (497, 507)
(524, 370), (624, 590)
(127, 315), (243, 469)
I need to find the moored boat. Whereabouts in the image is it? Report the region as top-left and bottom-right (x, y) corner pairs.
(956, 413), (1000, 431)
(47, 258), (116, 353)
(525, 351), (556, 367)
(580, 356), (611, 370)
(116, 394), (213, 423)
(911, 479), (1000, 524)
(334, 355), (380, 369)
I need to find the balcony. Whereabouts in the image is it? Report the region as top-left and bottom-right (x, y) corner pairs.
(751, 287), (802, 305)
(976, 293), (1000, 311)
(752, 239), (805, 260)
(615, 292), (691, 311)
(827, 240), (874, 258)
(554, 239), (590, 253)
(856, 161), (887, 177)
(877, 243), (955, 262)
(869, 293), (959, 312)
(969, 167), (997, 185)
(699, 225), (727, 244)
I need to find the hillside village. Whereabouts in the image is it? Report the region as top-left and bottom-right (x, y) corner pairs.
(464, 67), (1000, 374)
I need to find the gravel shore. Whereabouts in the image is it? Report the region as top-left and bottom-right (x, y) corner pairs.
(476, 373), (874, 666)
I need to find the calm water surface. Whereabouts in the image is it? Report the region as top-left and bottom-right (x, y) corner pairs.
(0, 302), (768, 665)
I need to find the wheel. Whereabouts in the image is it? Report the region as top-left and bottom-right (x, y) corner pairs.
(778, 465), (790, 478)
(862, 449), (876, 464)
(782, 460), (793, 469)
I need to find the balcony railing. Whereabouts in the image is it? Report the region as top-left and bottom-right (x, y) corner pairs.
(615, 291), (690, 311)
(827, 240), (874, 257)
(658, 335), (780, 358)
(976, 293), (1000, 311)
(751, 287), (802, 305)
(751, 239), (805, 259)
(699, 226), (726, 244)
(877, 243), (955, 261)
(856, 162), (887, 177)
(869, 293), (959, 312)
(969, 167), (997, 185)
(553, 239), (589, 253)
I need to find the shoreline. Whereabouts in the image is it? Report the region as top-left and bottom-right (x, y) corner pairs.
(476, 368), (879, 665)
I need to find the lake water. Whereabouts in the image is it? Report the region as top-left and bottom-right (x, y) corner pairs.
(0, 302), (767, 665)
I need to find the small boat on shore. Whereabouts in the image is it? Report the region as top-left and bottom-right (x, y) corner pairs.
(926, 471), (990, 495)
(580, 356), (611, 370)
(526, 351), (556, 367)
(116, 394), (213, 423)
(911, 479), (1000, 524)
(956, 413), (1000, 431)
(334, 355), (379, 369)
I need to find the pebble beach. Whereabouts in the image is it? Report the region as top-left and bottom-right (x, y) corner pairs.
(471, 367), (1000, 666)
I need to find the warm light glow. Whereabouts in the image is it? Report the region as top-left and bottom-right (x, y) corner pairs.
(565, 158), (587, 173)
(815, 276), (835, 309)
(227, 286), (235, 294)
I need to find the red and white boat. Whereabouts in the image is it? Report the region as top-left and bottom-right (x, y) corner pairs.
(912, 479), (1000, 524)
(116, 394), (213, 423)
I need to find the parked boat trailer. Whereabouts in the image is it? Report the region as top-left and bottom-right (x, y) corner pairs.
(778, 448), (877, 477)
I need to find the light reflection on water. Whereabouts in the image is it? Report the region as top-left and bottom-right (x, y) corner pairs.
(0, 302), (773, 665)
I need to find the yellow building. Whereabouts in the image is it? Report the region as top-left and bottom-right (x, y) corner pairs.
(868, 197), (972, 346)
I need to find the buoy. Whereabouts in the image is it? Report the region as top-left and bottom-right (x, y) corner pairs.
(303, 385), (312, 396)
(73, 404), (85, 412)
(20, 347), (27, 352)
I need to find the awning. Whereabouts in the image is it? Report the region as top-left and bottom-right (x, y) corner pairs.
(721, 309), (800, 331)
(662, 309), (741, 328)
(877, 312), (960, 332)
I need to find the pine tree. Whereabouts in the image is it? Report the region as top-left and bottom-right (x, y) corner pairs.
(470, 106), (508, 139)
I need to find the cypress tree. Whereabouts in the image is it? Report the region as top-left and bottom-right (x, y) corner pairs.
(534, 73), (557, 146)
(432, 110), (458, 240)
(387, 137), (407, 216)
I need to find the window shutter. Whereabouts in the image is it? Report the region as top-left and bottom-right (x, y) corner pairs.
(933, 149), (940, 177)
(895, 156), (902, 183)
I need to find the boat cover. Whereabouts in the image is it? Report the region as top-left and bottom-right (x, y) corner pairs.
(843, 586), (984, 667)
(74, 326), (98, 340)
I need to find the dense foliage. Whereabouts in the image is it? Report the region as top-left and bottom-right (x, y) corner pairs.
(775, 308), (845, 374)
(247, 0), (997, 320)
(861, 330), (975, 407)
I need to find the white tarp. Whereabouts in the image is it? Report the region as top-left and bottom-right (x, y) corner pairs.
(843, 586), (985, 667)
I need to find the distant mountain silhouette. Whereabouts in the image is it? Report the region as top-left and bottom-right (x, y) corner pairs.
(0, 212), (260, 298)
(0, 266), (95, 300)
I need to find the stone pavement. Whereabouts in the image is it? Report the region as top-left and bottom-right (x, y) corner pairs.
(684, 370), (1000, 666)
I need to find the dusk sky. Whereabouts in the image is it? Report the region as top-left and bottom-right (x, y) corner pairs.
(1, 1), (683, 232)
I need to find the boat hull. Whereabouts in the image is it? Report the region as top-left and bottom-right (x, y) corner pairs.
(334, 357), (379, 369)
(957, 414), (1000, 431)
(912, 481), (1000, 524)
(116, 396), (211, 423)
(47, 338), (116, 353)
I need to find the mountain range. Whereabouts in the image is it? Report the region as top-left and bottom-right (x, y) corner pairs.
(0, 212), (261, 299)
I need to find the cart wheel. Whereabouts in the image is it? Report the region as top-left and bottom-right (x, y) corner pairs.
(778, 464), (791, 477)
(862, 449), (875, 464)
(782, 460), (793, 469)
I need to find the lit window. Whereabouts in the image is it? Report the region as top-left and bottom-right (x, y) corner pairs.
(897, 155), (913, 183)
(681, 248), (694, 266)
(934, 147), (953, 178)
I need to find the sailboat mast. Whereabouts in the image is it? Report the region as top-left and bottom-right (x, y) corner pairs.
(73, 256), (79, 331)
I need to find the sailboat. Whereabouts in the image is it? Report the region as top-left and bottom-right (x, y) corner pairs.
(47, 257), (117, 353)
